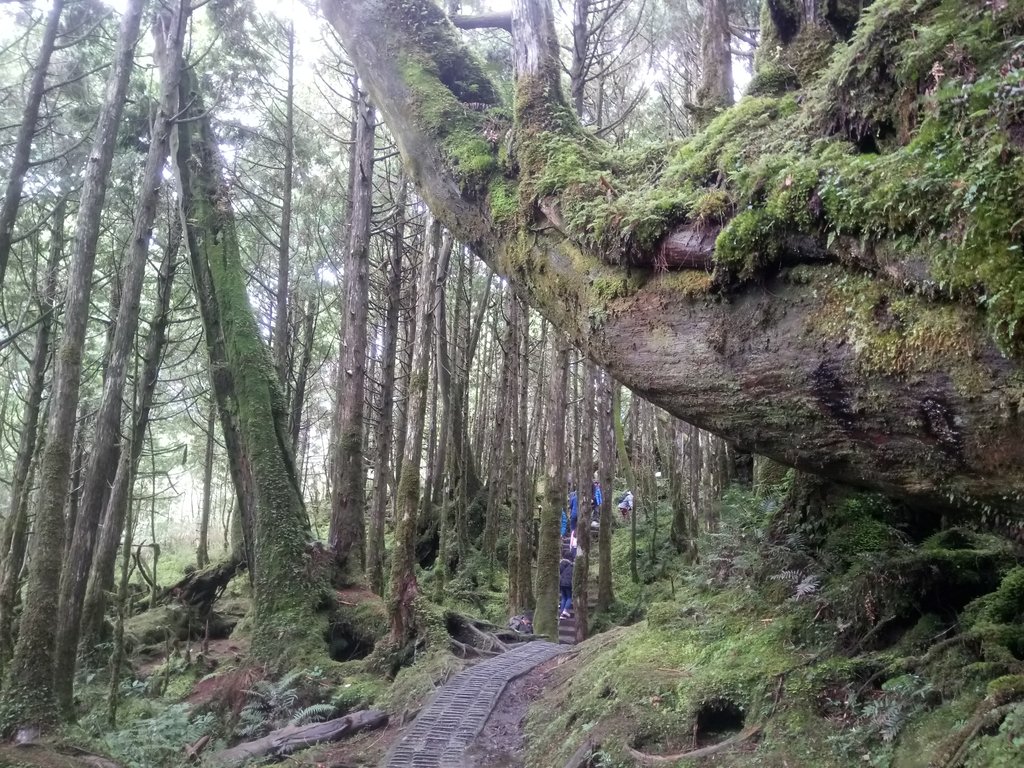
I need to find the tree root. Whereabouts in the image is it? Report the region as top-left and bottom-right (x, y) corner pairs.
(625, 724), (763, 765)
(929, 679), (1024, 768)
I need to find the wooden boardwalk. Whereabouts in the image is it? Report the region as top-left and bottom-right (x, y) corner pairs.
(382, 641), (569, 767)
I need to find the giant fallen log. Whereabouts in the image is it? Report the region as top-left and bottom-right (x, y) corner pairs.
(209, 709), (388, 767)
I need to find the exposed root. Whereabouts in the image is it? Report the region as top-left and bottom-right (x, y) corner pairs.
(625, 724), (763, 765)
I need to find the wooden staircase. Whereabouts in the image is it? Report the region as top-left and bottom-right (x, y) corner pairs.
(557, 527), (600, 644)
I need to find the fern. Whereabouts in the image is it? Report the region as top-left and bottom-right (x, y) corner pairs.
(291, 703), (336, 726)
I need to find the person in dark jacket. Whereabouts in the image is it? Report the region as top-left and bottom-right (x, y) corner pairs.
(559, 557), (574, 618)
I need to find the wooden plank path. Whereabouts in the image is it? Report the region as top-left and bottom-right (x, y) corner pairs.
(382, 641), (569, 767)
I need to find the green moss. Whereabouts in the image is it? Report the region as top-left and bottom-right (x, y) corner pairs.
(747, 64), (801, 97)
(488, 178), (518, 227)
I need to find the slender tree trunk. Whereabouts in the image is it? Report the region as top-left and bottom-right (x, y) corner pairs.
(0, 0), (65, 291)
(54, 5), (186, 713)
(388, 221), (442, 644)
(596, 369), (614, 611)
(482, 288), (513, 560)
(0, 0), (145, 732)
(509, 297), (534, 613)
(329, 89), (375, 578)
(273, 22), (296, 382)
(169, 56), (323, 660)
(289, 293), (317, 452)
(0, 203), (63, 679)
(573, 359), (594, 642)
(612, 385), (638, 584)
(368, 180), (405, 596)
(533, 333), (568, 641)
(696, 0), (734, 124)
(81, 222), (180, 651)
(197, 398), (216, 569)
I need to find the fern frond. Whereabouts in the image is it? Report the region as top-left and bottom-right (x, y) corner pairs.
(291, 703), (336, 725)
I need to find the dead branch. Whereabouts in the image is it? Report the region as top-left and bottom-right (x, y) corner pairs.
(626, 724), (763, 765)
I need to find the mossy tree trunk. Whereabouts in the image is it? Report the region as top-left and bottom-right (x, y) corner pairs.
(321, 0), (1024, 513)
(389, 220), (444, 644)
(0, 202), (63, 681)
(328, 88), (375, 580)
(167, 56), (325, 662)
(613, 384), (639, 584)
(534, 333), (569, 640)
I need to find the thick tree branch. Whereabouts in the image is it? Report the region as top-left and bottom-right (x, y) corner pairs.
(319, 0), (1024, 511)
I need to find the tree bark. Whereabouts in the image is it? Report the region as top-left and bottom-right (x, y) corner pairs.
(329, 88), (376, 578)
(319, 0), (1024, 511)
(573, 359), (594, 642)
(482, 287), (513, 560)
(533, 333), (568, 641)
(0, 202), (63, 680)
(0, 0), (145, 733)
(389, 220), (442, 644)
(0, 0), (65, 291)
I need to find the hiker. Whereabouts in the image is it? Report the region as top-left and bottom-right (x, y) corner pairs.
(559, 556), (574, 618)
(569, 528), (578, 558)
(618, 489), (634, 521)
(569, 487), (579, 533)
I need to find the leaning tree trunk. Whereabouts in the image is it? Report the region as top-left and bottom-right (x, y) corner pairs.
(534, 333), (569, 641)
(0, 0), (65, 291)
(388, 220), (442, 645)
(0, 202), (63, 679)
(328, 88), (375, 580)
(0, 0), (145, 733)
(53, 3), (187, 713)
(167, 56), (324, 661)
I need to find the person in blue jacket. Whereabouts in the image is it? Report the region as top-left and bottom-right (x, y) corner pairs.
(559, 556), (574, 618)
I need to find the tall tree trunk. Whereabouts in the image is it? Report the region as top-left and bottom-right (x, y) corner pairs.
(696, 0), (734, 123)
(197, 398), (216, 569)
(573, 359), (594, 642)
(0, 203), (63, 679)
(482, 288), (513, 560)
(0, 0), (65, 291)
(54, 4), (186, 713)
(169, 56), (324, 661)
(613, 385), (638, 584)
(273, 21), (296, 382)
(328, 89), (375, 579)
(368, 180), (405, 596)
(388, 221), (442, 644)
(81, 222), (180, 651)
(533, 333), (568, 641)
(289, 293), (317, 453)
(509, 297), (534, 613)
(596, 368), (614, 611)
(0, 0), (145, 733)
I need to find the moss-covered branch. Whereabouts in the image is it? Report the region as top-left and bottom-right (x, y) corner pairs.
(321, 0), (1024, 511)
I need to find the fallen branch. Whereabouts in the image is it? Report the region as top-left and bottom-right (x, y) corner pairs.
(625, 724), (763, 765)
(563, 736), (599, 768)
(209, 709), (387, 767)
